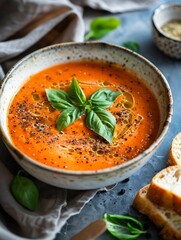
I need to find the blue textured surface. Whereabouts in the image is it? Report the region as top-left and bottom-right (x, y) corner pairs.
(59, 0), (181, 239)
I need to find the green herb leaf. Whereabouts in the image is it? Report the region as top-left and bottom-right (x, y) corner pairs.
(122, 41), (140, 52)
(10, 170), (39, 211)
(89, 88), (121, 108)
(86, 108), (116, 143)
(67, 77), (86, 106)
(56, 107), (83, 132)
(103, 213), (146, 240)
(46, 78), (121, 143)
(85, 17), (121, 41)
(46, 89), (73, 110)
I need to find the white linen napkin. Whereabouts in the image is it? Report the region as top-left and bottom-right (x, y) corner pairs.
(0, 0), (158, 239)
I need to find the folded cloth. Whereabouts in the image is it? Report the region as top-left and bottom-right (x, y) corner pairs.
(0, 0), (158, 239)
(73, 0), (158, 12)
(0, 138), (101, 240)
(0, 0), (84, 64)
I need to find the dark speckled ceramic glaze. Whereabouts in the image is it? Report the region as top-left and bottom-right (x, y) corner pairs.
(152, 3), (181, 59)
(0, 42), (173, 190)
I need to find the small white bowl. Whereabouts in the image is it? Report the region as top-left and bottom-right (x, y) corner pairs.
(152, 3), (181, 59)
(0, 42), (173, 190)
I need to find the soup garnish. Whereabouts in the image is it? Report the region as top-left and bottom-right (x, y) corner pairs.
(46, 77), (121, 143)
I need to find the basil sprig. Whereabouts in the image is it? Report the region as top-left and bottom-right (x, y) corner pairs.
(10, 170), (39, 211)
(46, 77), (121, 143)
(84, 17), (121, 41)
(103, 213), (146, 240)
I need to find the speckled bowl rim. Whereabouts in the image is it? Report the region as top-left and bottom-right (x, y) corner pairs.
(0, 42), (173, 176)
(152, 2), (181, 43)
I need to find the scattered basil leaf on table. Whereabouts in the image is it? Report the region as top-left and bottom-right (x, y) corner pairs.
(84, 17), (121, 41)
(10, 170), (39, 211)
(46, 77), (121, 143)
(122, 41), (140, 52)
(103, 213), (146, 240)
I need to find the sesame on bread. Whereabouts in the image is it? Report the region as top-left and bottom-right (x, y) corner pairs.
(146, 166), (181, 215)
(133, 184), (181, 240)
(168, 132), (181, 166)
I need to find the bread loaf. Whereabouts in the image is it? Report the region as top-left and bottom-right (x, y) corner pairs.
(146, 166), (181, 215)
(133, 132), (181, 239)
(168, 132), (181, 166)
(133, 185), (181, 240)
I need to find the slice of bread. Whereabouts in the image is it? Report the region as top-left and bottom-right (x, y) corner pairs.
(168, 132), (181, 166)
(133, 185), (168, 228)
(133, 185), (181, 240)
(147, 166), (181, 215)
(146, 166), (181, 215)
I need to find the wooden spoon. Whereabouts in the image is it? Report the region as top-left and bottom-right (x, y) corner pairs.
(70, 219), (107, 240)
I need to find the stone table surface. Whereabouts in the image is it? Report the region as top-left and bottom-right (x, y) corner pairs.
(58, 0), (181, 239)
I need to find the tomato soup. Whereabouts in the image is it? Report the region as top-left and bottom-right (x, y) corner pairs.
(8, 61), (160, 171)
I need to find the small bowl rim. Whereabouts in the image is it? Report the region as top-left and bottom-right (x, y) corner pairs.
(0, 41), (173, 176)
(152, 2), (181, 43)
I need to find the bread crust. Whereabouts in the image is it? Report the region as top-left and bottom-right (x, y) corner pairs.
(146, 166), (181, 216)
(161, 222), (181, 240)
(133, 185), (167, 228)
(168, 132), (181, 166)
(173, 194), (181, 216)
(133, 184), (181, 240)
(133, 132), (181, 239)
(168, 147), (178, 166)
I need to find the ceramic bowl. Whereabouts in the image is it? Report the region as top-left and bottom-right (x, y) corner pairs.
(152, 3), (181, 59)
(0, 42), (173, 190)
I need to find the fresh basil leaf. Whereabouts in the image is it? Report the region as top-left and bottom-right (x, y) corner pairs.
(127, 223), (145, 235)
(46, 78), (120, 142)
(86, 108), (116, 143)
(103, 213), (146, 240)
(50, 101), (74, 110)
(46, 89), (69, 102)
(90, 88), (121, 101)
(122, 41), (140, 52)
(67, 77), (86, 106)
(10, 170), (39, 211)
(90, 99), (116, 109)
(46, 89), (73, 110)
(84, 17), (121, 40)
(89, 88), (121, 108)
(56, 107), (83, 131)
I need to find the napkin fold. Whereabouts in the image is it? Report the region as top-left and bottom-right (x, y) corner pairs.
(73, 0), (158, 12)
(0, 138), (101, 240)
(0, 0), (158, 239)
